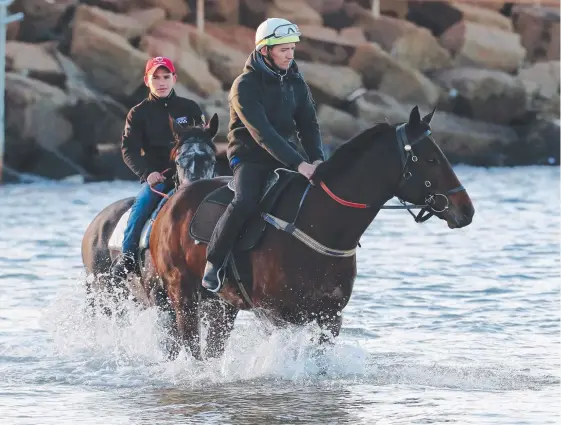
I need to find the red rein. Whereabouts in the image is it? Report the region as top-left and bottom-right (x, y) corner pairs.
(149, 169), (368, 209)
(319, 181), (369, 209)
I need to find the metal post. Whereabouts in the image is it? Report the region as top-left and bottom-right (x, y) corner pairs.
(0, 0), (23, 184)
(371, 0), (380, 18)
(197, 0), (204, 33)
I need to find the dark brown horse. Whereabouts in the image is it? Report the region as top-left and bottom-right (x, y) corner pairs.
(141, 106), (475, 360)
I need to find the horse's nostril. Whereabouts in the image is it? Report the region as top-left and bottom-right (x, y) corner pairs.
(462, 203), (474, 218)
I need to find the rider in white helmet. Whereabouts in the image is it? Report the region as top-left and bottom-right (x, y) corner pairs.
(202, 18), (325, 292)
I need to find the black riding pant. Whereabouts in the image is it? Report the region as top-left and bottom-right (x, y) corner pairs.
(206, 162), (273, 265)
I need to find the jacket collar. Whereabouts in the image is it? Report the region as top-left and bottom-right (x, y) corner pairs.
(148, 89), (177, 103)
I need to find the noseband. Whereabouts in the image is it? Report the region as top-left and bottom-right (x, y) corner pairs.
(317, 123), (466, 223)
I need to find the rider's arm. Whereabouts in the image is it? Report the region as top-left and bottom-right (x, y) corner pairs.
(294, 82), (325, 164)
(231, 80), (305, 169)
(121, 107), (153, 181)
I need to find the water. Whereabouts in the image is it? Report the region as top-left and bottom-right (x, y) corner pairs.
(0, 166), (559, 425)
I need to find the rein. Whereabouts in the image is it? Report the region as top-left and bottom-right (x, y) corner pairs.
(317, 124), (465, 223)
(263, 123), (466, 258)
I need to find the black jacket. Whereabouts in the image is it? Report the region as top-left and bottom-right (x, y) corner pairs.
(227, 51), (324, 170)
(121, 90), (204, 182)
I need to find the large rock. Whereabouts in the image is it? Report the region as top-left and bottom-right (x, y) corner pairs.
(6, 41), (64, 86)
(296, 25), (359, 65)
(180, 24), (248, 87)
(5, 73), (73, 168)
(354, 91), (409, 125)
(144, 24), (223, 97)
(518, 61), (560, 118)
(440, 21), (526, 73)
(204, 23), (255, 54)
(452, 3), (513, 31)
(433, 68), (528, 125)
(511, 118), (560, 165)
(353, 13), (451, 71)
(175, 50), (223, 98)
(430, 111), (520, 166)
(512, 6), (560, 62)
(133, 0), (189, 20)
(70, 21), (149, 98)
(11, 0), (76, 42)
(297, 60), (363, 107)
(239, 0), (268, 29)
(206, 0), (240, 25)
(348, 43), (440, 107)
(268, 0), (323, 26)
(405, 1), (463, 37)
(317, 104), (369, 141)
(73, 4), (164, 40)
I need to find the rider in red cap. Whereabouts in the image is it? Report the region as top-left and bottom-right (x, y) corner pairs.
(110, 56), (206, 284)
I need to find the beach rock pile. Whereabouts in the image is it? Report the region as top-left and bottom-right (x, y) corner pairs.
(3, 0), (559, 182)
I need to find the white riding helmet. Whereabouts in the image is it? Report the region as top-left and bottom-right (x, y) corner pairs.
(255, 18), (301, 50)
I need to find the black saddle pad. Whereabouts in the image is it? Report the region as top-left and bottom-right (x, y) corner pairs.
(189, 169), (300, 251)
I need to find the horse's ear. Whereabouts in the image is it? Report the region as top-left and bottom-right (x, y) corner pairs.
(207, 113), (219, 139)
(422, 108), (436, 124)
(408, 105), (421, 128)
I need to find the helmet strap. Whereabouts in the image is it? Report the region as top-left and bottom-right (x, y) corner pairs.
(264, 47), (288, 76)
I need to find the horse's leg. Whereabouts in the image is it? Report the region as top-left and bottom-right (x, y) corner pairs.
(166, 271), (202, 360)
(154, 285), (181, 360)
(201, 298), (238, 359)
(317, 312), (343, 345)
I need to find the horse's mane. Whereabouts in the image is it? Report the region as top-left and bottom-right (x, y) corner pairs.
(313, 122), (393, 181)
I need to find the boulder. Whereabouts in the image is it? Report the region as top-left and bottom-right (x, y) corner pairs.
(138, 34), (183, 61)
(430, 111), (520, 166)
(70, 21), (149, 98)
(440, 21), (526, 73)
(6, 41), (65, 87)
(268, 0), (323, 26)
(512, 5), (560, 62)
(452, 3), (513, 31)
(5, 73), (73, 169)
(297, 60), (363, 107)
(511, 118), (560, 165)
(348, 43), (441, 107)
(133, 0), (189, 20)
(354, 91), (410, 125)
(352, 14), (451, 71)
(433, 68), (528, 125)
(147, 20), (194, 53)
(239, 0), (268, 29)
(296, 25), (359, 65)
(204, 23), (255, 54)
(206, 0), (240, 25)
(175, 50), (223, 98)
(518, 61), (560, 118)
(73, 4), (164, 40)
(10, 0), (76, 42)
(317, 104), (369, 141)
(181, 24), (248, 87)
(405, 1), (463, 37)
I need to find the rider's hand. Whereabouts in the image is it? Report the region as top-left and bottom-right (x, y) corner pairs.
(147, 171), (165, 187)
(297, 162), (317, 183)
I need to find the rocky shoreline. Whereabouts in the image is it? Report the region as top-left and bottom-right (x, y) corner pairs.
(3, 0), (560, 183)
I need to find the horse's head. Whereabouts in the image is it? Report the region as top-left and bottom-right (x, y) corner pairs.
(169, 113), (219, 185)
(393, 106), (474, 228)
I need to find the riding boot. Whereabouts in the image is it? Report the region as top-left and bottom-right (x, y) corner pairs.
(110, 253), (136, 286)
(202, 261), (221, 292)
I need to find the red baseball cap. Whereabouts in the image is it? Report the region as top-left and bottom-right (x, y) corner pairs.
(145, 56), (176, 75)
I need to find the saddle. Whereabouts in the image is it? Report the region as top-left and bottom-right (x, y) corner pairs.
(189, 168), (299, 251)
(190, 168), (301, 304)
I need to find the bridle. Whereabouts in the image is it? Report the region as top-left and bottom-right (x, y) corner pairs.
(318, 123), (466, 223)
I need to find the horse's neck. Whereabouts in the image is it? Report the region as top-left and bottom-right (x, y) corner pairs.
(304, 142), (401, 249)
